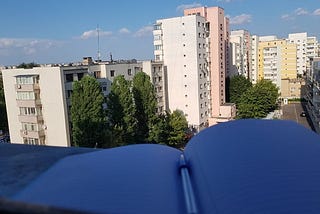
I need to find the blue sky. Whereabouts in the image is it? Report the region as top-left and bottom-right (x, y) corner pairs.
(1, 0), (320, 66)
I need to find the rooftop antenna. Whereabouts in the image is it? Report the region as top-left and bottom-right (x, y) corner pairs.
(97, 24), (101, 61)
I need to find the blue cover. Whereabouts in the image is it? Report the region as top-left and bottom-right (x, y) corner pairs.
(13, 119), (320, 213)
(184, 119), (320, 213)
(14, 144), (185, 213)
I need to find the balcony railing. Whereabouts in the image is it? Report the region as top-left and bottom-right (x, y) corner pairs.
(15, 84), (39, 91)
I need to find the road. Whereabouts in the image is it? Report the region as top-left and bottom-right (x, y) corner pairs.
(281, 102), (314, 131)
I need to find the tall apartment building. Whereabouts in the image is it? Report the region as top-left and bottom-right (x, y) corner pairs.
(288, 32), (319, 75)
(251, 35), (259, 83)
(229, 30), (252, 79)
(153, 15), (210, 130)
(153, 6), (235, 129)
(2, 59), (166, 146)
(183, 7), (234, 125)
(258, 39), (297, 90)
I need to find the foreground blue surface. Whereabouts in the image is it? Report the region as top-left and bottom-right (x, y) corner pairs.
(10, 119), (320, 213)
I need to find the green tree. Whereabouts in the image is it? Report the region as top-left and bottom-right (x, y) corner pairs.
(228, 75), (252, 104)
(148, 112), (170, 145)
(237, 79), (279, 119)
(0, 74), (8, 132)
(71, 75), (105, 147)
(132, 72), (157, 142)
(107, 75), (138, 146)
(17, 62), (40, 69)
(167, 110), (188, 149)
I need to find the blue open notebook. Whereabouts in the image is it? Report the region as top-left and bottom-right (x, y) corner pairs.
(12, 119), (320, 213)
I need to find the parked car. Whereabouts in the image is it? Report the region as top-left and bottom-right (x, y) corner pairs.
(300, 111), (306, 117)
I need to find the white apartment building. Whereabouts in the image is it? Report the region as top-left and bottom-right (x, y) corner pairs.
(288, 33), (308, 75)
(2, 67), (73, 146)
(154, 15), (210, 130)
(229, 30), (251, 79)
(251, 35), (259, 83)
(2, 59), (167, 147)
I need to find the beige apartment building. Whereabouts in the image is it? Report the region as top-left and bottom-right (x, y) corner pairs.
(2, 59), (166, 147)
(2, 67), (73, 146)
(258, 39), (297, 89)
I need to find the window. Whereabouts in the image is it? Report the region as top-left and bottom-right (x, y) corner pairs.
(110, 70), (115, 77)
(128, 69), (132, 76)
(154, 45), (162, 50)
(23, 137), (39, 145)
(17, 91), (35, 100)
(154, 24), (161, 30)
(77, 73), (84, 80)
(154, 34), (161, 40)
(16, 75), (39, 84)
(22, 122), (38, 132)
(20, 107), (41, 116)
(66, 74), (73, 82)
(102, 86), (107, 91)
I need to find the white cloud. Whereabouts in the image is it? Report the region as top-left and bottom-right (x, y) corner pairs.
(313, 8), (320, 16)
(281, 14), (294, 21)
(176, 3), (202, 13)
(294, 8), (309, 16)
(0, 38), (60, 56)
(134, 26), (153, 37)
(80, 29), (112, 40)
(119, 28), (130, 34)
(229, 14), (252, 25)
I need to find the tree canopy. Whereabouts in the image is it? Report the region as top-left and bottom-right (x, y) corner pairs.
(17, 62), (40, 69)
(237, 79), (279, 119)
(107, 75), (138, 146)
(71, 75), (105, 147)
(227, 75), (252, 104)
(132, 72), (158, 142)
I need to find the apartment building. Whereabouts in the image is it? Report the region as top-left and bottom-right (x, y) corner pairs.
(142, 61), (168, 113)
(2, 66), (74, 146)
(153, 15), (210, 130)
(229, 30), (252, 79)
(184, 7), (234, 125)
(288, 33), (319, 76)
(2, 59), (166, 146)
(305, 57), (320, 133)
(258, 39), (297, 90)
(251, 35), (259, 83)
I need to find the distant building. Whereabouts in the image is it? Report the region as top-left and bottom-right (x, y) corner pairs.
(281, 78), (305, 99)
(258, 39), (297, 90)
(288, 32), (319, 75)
(229, 30), (252, 79)
(153, 14), (210, 130)
(251, 35), (259, 84)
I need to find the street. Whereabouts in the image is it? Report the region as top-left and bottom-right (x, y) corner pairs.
(281, 102), (314, 131)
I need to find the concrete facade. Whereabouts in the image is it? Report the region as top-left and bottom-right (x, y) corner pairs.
(183, 6), (234, 126)
(154, 15), (210, 130)
(230, 30), (252, 79)
(258, 39), (297, 90)
(305, 57), (320, 133)
(2, 67), (71, 147)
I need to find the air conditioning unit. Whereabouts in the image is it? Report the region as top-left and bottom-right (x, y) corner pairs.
(17, 84), (21, 89)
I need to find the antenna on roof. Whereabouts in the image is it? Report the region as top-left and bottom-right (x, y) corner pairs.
(97, 24), (101, 61)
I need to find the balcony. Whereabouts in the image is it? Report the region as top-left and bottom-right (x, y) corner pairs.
(15, 84), (39, 92)
(18, 115), (43, 123)
(16, 99), (42, 108)
(20, 129), (45, 139)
